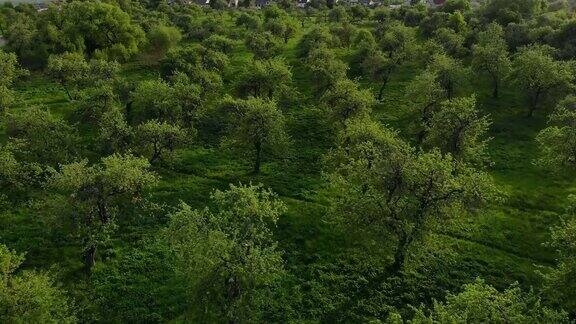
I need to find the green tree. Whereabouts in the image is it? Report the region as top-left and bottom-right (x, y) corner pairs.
(130, 79), (181, 124)
(321, 78), (375, 125)
(5, 106), (78, 166)
(165, 184), (286, 323)
(411, 279), (568, 323)
(57, 1), (145, 60)
(0, 244), (76, 323)
(424, 96), (491, 165)
(472, 23), (511, 98)
(427, 53), (468, 99)
(366, 23), (417, 99)
(225, 97), (289, 174)
(406, 71), (447, 143)
(543, 195), (576, 316)
(46, 154), (157, 272)
(147, 24), (182, 58)
(47, 52), (90, 100)
(246, 32), (283, 59)
(536, 95), (576, 169)
(512, 45), (574, 117)
(0, 85), (15, 113)
(297, 26), (334, 58)
(134, 120), (190, 163)
(235, 58), (293, 100)
(328, 118), (494, 273)
(0, 49), (27, 87)
(307, 47), (348, 96)
(203, 34), (235, 54)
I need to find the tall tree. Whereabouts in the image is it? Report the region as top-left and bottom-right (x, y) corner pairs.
(235, 58), (293, 100)
(327, 118), (494, 273)
(46, 154), (157, 272)
(165, 184), (286, 323)
(427, 53), (468, 99)
(512, 45), (574, 117)
(366, 23), (417, 100)
(472, 23), (511, 98)
(544, 195), (576, 317)
(307, 47), (348, 96)
(0, 244), (76, 323)
(224, 97), (289, 174)
(4, 106), (79, 166)
(46, 52), (89, 100)
(134, 120), (190, 164)
(536, 95), (576, 169)
(406, 71), (447, 143)
(410, 279), (569, 323)
(424, 96), (491, 165)
(321, 78), (375, 125)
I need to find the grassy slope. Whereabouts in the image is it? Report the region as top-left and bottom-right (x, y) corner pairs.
(1, 19), (573, 318)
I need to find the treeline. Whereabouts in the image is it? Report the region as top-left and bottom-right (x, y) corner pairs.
(1, 0), (576, 322)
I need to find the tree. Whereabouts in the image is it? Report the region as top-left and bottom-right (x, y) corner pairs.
(0, 244), (76, 323)
(367, 22), (417, 99)
(512, 45), (574, 117)
(225, 97), (289, 174)
(406, 71), (447, 143)
(307, 47), (348, 96)
(203, 34), (235, 54)
(130, 79), (181, 124)
(165, 184), (286, 323)
(46, 154), (157, 272)
(46, 52), (90, 100)
(245, 32), (283, 59)
(0, 85), (15, 113)
(427, 53), (468, 99)
(57, 1), (145, 60)
(297, 26), (334, 58)
(265, 16), (299, 44)
(327, 118), (494, 273)
(147, 24), (182, 58)
(235, 58), (293, 100)
(424, 96), (491, 165)
(0, 49), (27, 87)
(536, 95), (576, 169)
(321, 79), (375, 125)
(472, 23), (511, 98)
(433, 27), (466, 57)
(135, 120), (190, 163)
(543, 195), (576, 316)
(410, 279), (569, 323)
(4, 106), (78, 166)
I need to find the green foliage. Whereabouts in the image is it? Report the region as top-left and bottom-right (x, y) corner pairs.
(134, 120), (191, 163)
(427, 53), (468, 99)
(164, 184), (286, 323)
(411, 279), (568, 323)
(472, 22), (511, 98)
(327, 118), (494, 272)
(46, 154), (157, 272)
(147, 24), (182, 57)
(306, 47), (348, 96)
(4, 106), (78, 166)
(544, 195), (576, 316)
(321, 79), (375, 125)
(222, 97), (289, 173)
(202, 34), (235, 54)
(536, 95), (576, 169)
(245, 31), (283, 59)
(235, 57), (293, 101)
(511, 45), (574, 116)
(424, 96), (491, 165)
(56, 1), (145, 60)
(0, 244), (76, 323)
(0, 49), (27, 87)
(297, 26), (334, 58)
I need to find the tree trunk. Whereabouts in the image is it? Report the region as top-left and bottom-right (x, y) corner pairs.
(378, 82), (387, 101)
(390, 233), (410, 274)
(492, 78), (499, 99)
(253, 141), (262, 174)
(84, 245), (96, 274)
